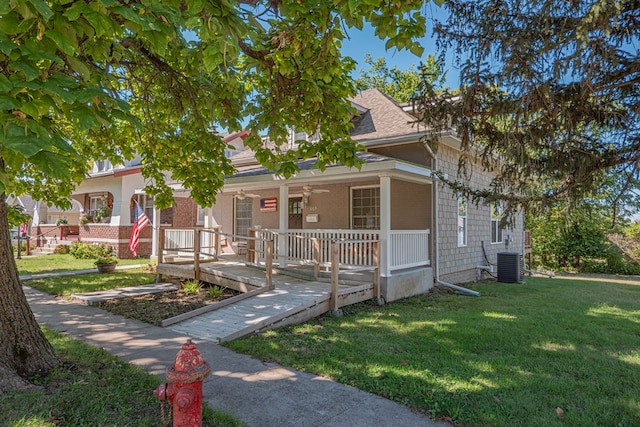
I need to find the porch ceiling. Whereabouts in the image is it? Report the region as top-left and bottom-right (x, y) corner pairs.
(164, 152), (433, 196)
(223, 152), (433, 192)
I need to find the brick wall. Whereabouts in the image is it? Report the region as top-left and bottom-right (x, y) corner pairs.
(173, 197), (198, 227)
(78, 224), (152, 259)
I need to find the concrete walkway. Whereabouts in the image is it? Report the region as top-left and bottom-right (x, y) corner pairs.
(25, 284), (449, 427)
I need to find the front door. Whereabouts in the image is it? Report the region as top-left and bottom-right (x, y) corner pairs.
(288, 198), (303, 229)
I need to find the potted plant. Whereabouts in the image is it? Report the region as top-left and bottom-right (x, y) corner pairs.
(80, 215), (92, 225)
(95, 207), (112, 223)
(95, 256), (118, 273)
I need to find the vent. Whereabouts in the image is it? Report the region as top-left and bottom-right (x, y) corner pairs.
(497, 252), (521, 283)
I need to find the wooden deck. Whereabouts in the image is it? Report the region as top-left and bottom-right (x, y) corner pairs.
(157, 257), (378, 342)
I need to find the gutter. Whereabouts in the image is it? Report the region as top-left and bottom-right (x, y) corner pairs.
(423, 141), (481, 297)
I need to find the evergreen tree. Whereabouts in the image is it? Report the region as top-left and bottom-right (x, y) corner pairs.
(418, 0), (640, 218)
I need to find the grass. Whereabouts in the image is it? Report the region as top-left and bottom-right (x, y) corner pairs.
(226, 276), (640, 426)
(17, 254), (150, 275)
(25, 270), (156, 297)
(1, 328), (244, 427)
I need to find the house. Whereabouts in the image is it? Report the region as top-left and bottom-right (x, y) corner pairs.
(68, 89), (524, 302)
(6, 194), (83, 243)
(168, 89), (524, 301)
(69, 131), (252, 258)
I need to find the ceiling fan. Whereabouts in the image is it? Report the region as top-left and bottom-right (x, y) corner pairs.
(235, 189), (260, 200)
(301, 185), (329, 205)
(302, 185), (330, 197)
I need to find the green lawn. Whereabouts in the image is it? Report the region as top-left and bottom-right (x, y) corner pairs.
(17, 254), (150, 275)
(1, 328), (243, 427)
(226, 276), (640, 426)
(25, 269), (157, 297)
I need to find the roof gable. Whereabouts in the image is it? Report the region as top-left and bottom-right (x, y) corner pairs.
(350, 88), (423, 142)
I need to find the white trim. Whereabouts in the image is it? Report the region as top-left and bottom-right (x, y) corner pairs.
(350, 184), (380, 230)
(457, 193), (467, 247)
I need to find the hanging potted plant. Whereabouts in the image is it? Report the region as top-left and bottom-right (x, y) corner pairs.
(95, 256), (118, 273)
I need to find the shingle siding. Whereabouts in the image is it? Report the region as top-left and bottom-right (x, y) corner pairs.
(435, 144), (524, 282)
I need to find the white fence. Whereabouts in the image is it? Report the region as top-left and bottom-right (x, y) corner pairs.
(252, 228), (430, 271)
(160, 227), (430, 272)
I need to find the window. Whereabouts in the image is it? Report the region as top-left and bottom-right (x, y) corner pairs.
(93, 160), (112, 173)
(351, 186), (380, 230)
(234, 198), (253, 238)
(89, 195), (106, 218)
(139, 194), (154, 220)
(458, 193), (467, 247)
(197, 205), (206, 225)
(491, 202), (504, 243)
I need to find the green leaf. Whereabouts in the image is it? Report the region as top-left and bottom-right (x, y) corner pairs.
(0, 95), (20, 110)
(62, 2), (90, 21)
(84, 11), (116, 37)
(11, 59), (40, 81)
(29, 150), (73, 179)
(45, 29), (76, 56)
(42, 79), (76, 103)
(66, 56), (91, 81)
(3, 136), (48, 158)
(71, 105), (100, 130)
(0, 74), (12, 92)
(27, 0), (54, 20)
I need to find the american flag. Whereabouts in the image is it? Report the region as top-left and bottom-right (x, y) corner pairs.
(260, 198), (277, 212)
(19, 222), (28, 237)
(129, 203), (151, 257)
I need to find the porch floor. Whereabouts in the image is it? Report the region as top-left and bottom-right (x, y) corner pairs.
(158, 257), (376, 342)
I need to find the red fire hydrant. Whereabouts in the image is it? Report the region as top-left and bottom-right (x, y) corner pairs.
(154, 339), (211, 426)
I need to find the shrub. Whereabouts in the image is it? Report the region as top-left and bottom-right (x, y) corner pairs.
(53, 244), (70, 255)
(70, 242), (114, 259)
(181, 280), (203, 295)
(12, 241), (27, 254)
(207, 285), (224, 299)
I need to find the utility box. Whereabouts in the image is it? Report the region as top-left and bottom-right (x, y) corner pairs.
(497, 252), (521, 283)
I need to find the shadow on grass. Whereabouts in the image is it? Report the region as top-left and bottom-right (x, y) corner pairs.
(227, 276), (640, 426)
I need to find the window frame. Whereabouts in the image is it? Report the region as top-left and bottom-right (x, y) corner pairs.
(139, 194), (154, 221)
(234, 197), (253, 239)
(490, 201), (504, 244)
(196, 205), (206, 225)
(457, 193), (468, 247)
(89, 195), (106, 218)
(350, 185), (380, 230)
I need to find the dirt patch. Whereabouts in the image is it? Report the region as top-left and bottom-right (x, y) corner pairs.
(95, 286), (241, 326)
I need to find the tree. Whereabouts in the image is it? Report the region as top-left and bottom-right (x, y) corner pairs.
(417, 0), (640, 218)
(355, 54), (448, 102)
(0, 0), (437, 391)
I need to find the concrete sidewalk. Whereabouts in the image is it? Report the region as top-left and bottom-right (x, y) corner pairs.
(25, 285), (449, 427)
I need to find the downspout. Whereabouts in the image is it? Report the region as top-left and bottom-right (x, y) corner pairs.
(423, 141), (481, 297)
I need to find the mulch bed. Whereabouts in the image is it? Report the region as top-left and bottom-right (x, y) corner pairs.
(95, 286), (241, 326)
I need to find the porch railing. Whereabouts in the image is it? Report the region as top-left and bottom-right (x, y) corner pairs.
(158, 227), (274, 288)
(251, 228), (430, 272)
(389, 230), (431, 270)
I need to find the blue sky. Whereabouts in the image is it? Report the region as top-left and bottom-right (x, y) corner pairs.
(339, 5), (460, 89)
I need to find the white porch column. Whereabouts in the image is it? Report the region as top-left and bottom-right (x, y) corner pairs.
(151, 205), (159, 262)
(278, 185), (289, 267)
(380, 174), (391, 277)
(204, 207), (218, 228)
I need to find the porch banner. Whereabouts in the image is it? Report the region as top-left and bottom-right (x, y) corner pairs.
(260, 198), (277, 212)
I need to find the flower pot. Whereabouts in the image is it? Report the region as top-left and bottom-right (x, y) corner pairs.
(96, 263), (117, 273)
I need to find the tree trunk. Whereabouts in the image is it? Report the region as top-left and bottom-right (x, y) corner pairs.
(0, 194), (59, 392)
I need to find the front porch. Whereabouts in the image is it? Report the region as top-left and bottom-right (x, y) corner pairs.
(156, 226), (431, 303)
